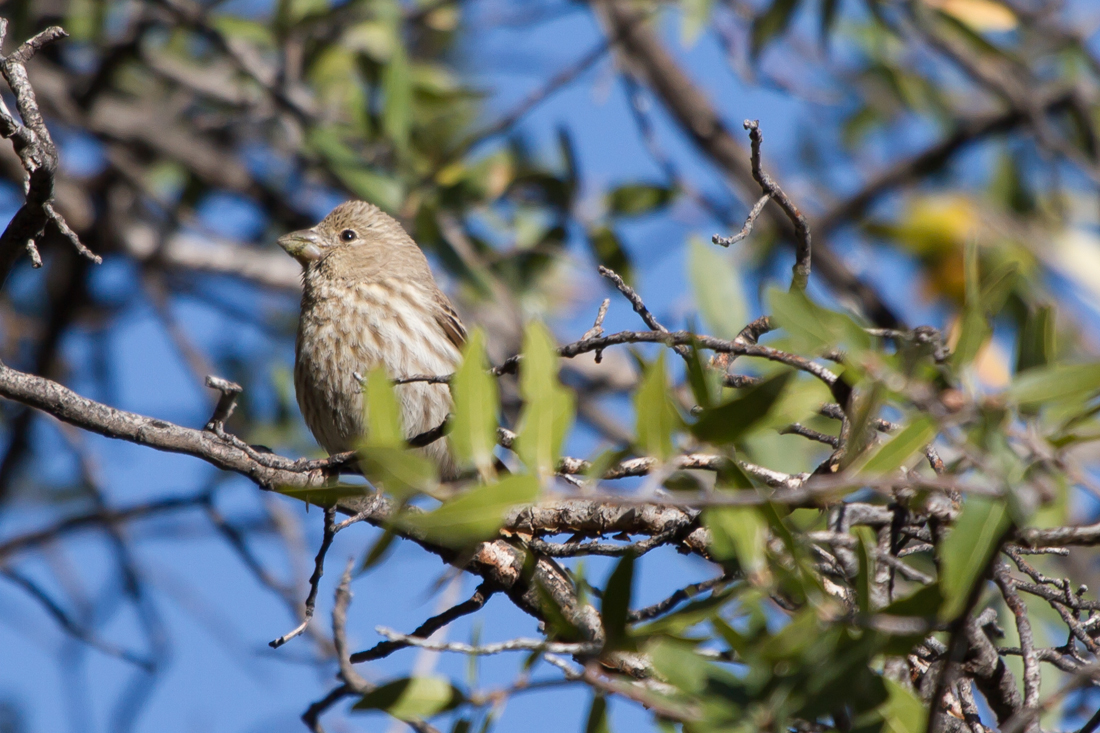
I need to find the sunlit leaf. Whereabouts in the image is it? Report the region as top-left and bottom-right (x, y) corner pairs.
(364, 367), (403, 446)
(354, 676), (464, 720)
(769, 287), (870, 355)
(691, 371), (794, 445)
(705, 506), (768, 579)
(681, 0), (713, 46)
(858, 416), (936, 476)
(450, 329), (499, 475)
(854, 526), (876, 613)
(515, 322), (575, 476)
(688, 236), (748, 341)
(939, 497), (1010, 621)
(398, 475), (539, 547)
(359, 445), (439, 498)
(1008, 362), (1100, 406)
(634, 352), (681, 460)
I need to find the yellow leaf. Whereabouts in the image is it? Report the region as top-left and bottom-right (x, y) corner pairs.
(926, 0), (1017, 31)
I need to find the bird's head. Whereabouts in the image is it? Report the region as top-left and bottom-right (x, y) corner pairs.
(278, 200), (417, 271)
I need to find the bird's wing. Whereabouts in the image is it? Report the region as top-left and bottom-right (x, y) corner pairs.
(434, 292), (467, 350)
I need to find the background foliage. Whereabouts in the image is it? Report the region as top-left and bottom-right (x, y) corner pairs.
(1, 0), (1100, 731)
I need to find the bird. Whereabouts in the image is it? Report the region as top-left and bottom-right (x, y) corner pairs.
(278, 200), (466, 479)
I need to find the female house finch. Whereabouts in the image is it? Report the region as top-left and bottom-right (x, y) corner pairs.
(278, 200), (465, 479)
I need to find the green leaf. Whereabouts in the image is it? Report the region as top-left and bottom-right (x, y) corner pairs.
(588, 225), (634, 285)
(359, 446), (439, 498)
(354, 676), (463, 720)
(1016, 304), (1056, 373)
(769, 287), (870, 355)
(854, 526), (876, 614)
(584, 695), (611, 733)
(881, 583), (943, 619)
(601, 553), (635, 649)
(364, 367), (403, 446)
(751, 0), (800, 58)
(1008, 362), (1100, 406)
(879, 678), (927, 733)
(691, 371), (794, 445)
(382, 41), (411, 153)
(939, 497), (1011, 621)
(450, 329), (499, 475)
(681, 0), (713, 45)
(688, 236), (748, 341)
(359, 527), (398, 572)
(648, 638), (709, 694)
(398, 475), (539, 547)
(634, 352), (681, 460)
(858, 416), (936, 476)
(515, 323), (575, 476)
(704, 506), (767, 576)
(980, 262), (1019, 316)
(606, 183), (675, 216)
(951, 305), (990, 368)
(684, 337), (717, 409)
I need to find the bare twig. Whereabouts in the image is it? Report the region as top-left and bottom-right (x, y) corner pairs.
(270, 506), (337, 649)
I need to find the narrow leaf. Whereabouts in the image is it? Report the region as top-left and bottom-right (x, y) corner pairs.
(364, 367), (403, 446)
(859, 416), (936, 476)
(939, 497), (1011, 621)
(399, 475), (540, 547)
(691, 371), (794, 444)
(1008, 362), (1100, 406)
(601, 553), (636, 649)
(450, 328), (499, 475)
(634, 352), (681, 460)
(689, 236), (748, 341)
(354, 676), (463, 720)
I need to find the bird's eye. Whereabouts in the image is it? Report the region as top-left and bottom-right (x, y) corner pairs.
(340, 229), (357, 242)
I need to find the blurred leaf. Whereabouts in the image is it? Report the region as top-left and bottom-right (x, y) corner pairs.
(820, 0), (840, 44)
(601, 553), (635, 649)
(584, 696), (611, 733)
(516, 323), (575, 476)
(858, 416), (936, 475)
(769, 287), (870, 355)
(359, 527), (398, 572)
(939, 497), (1010, 621)
(354, 676), (464, 720)
(364, 367), (403, 446)
(682, 0), (713, 46)
(277, 484), (370, 505)
(648, 638), (709, 694)
(399, 475), (539, 547)
(689, 237), (748, 341)
(692, 371), (794, 445)
(684, 337), (720, 409)
(705, 506), (767, 577)
(635, 352), (681, 460)
(854, 526), (876, 613)
(606, 183), (675, 216)
(1008, 362), (1100, 406)
(881, 583), (943, 618)
(588, 226), (634, 285)
(343, 20), (397, 61)
(979, 262), (1019, 316)
(359, 446), (438, 498)
(879, 678), (927, 733)
(1016, 304), (1056, 373)
(927, 0), (1017, 31)
(383, 42), (412, 153)
(450, 329), (499, 475)
(951, 306), (991, 368)
(751, 0), (800, 58)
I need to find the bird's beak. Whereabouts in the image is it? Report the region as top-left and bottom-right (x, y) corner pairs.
(278, 228), (324, 265)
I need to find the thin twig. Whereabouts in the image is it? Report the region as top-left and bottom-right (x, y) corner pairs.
(270, 506), (337, 649)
